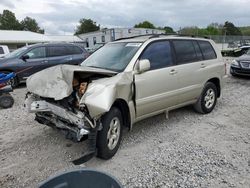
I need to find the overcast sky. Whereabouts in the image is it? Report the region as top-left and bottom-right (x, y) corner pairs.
(0, 0), (249, 35)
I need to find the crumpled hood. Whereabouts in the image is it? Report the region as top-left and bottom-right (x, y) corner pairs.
(26, 65), (116, 100)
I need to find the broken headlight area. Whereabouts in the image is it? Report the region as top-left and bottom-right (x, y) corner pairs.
(25, 73), (112, 143)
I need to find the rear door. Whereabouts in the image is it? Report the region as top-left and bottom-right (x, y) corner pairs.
(47, 46), (73, 66)
(134, 40), (180, 118)
(66, 45), (87, 65)
(171, 40), (217, 104)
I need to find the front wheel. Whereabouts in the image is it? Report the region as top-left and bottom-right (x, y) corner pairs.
(96, 107), (123, 159)
(194, 82), (218, 114)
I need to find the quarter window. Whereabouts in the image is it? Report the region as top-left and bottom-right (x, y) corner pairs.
(26, 47), (46, 59)
(173, 40), (197, 64)
(198, 41), (217, 60)
(140, 41), (173, 70)
(67, 46), (83, 55)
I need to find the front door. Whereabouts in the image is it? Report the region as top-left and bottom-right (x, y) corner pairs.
(134, 40), (180, 119)
(21, 46), (49, 77)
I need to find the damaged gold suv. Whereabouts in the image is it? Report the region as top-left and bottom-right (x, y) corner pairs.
(25, 35), (227, 161)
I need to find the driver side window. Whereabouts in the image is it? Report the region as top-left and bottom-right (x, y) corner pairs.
(26, 47), (46, 59)
(140, 41), (174, 70)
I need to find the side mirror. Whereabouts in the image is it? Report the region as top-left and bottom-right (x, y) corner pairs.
(22, 55), (30, 61)
(137, 59), (150, 73)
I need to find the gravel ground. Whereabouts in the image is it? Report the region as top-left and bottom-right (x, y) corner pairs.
(0, 58), (250, 188)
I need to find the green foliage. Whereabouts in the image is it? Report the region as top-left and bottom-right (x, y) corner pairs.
(75, 19), (100, 35)
(222, 21), (242, 35)
(20, 17), (44, 34)
(0, 10), (22, 30)
(157, 26), (175, 34)
(0, 10), (44, 33)
(239, 26), (250, 36)
(178, 22), (245, 36)
(134, 21), (155, 29)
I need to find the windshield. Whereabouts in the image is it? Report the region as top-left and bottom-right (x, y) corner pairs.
(81, 42), (142, 72)
(5, 46), (28, 58)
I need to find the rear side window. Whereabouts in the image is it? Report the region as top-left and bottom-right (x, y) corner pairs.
(67, 46), (83, 55)
(0, 47), (4, 54)
(48, 46), (68, 57)
(198, 41), (217, 60)
(140, 41), (173, 70)
(173, 40), (197, 64)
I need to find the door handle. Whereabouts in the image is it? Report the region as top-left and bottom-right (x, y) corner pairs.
(170, 69), (178, 75)
(43, 60), (48, 63)
(200, 63), (206, 68)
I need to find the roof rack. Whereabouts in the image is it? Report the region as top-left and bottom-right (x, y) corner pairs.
(114, 33), (210, 41)
(114, 34), (157, 41)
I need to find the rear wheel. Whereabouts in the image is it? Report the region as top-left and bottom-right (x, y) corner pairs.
(96, 107), (123, 159)
(194, 82), (218, 114)
(0, 93), (14, 108)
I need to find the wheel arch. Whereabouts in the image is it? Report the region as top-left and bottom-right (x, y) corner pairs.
(112, 99), (131, 130)
(206, 77), (221, 98)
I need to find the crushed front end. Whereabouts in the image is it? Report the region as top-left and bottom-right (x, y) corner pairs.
(25, 64), (133, 163)
(25, 91), (96, 142)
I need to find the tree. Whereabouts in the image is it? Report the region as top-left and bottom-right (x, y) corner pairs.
(134, 21), (155, 29)
(75, 19), (100, 35)
(0, 10), (22, 30)
(20, 16), (44, 34)
(158, 26), (175, 34)
(222, 21), (242, 35)
(239, 26), (250, 36)
(179, 26), (200, 35)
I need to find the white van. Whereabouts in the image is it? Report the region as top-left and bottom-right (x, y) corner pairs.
(0, 45), (10, 58)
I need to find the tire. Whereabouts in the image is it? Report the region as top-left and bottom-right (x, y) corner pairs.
(0, 93), (14, 108)
(194, 82), (218, 114)
(97, 107), (123, 159)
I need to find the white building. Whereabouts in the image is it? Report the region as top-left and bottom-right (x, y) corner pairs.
(78, 28), (165, 50)
(0, 30), (83, 51)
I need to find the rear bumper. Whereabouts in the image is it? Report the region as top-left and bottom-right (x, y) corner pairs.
(230, 66), (250, 76)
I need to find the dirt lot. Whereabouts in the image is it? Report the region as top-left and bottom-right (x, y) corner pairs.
(0, 59), (250, 188)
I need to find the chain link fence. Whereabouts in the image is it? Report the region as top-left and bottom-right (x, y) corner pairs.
(206, 35), (250, 51)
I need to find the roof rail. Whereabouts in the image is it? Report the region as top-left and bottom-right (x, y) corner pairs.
(114, 34), (157, 41)
(114, 33), (210, 41)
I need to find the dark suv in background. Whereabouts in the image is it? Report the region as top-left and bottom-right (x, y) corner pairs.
(0, 43), (89, 87)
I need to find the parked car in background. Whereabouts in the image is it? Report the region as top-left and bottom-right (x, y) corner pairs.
(25, 35), (226, 160)
(0, 45), (10, 58)
(231, 49), (250, 76)
(0, 43), (89, 87)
